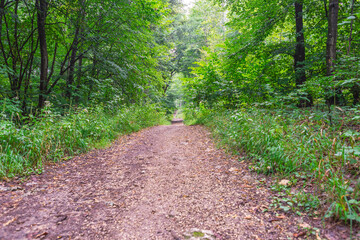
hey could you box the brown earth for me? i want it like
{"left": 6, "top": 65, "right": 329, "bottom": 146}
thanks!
{"left": 0, "top": 123, "right": 356, "bottom": 239}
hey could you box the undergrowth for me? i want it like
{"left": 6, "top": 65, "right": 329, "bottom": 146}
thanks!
{"left": 0, "top": 104, "right": 167, "bottom": 179}
{"left": 184, "top": 104, "right": 360, "bottom": 225}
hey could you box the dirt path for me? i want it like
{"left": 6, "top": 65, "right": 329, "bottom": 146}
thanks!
{"left": 0, "top": 123, "right": 350, "bottom": 239}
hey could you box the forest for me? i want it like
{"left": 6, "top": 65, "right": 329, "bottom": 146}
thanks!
{"left": 0, "top": 0, "right": 360, "bottom": 230}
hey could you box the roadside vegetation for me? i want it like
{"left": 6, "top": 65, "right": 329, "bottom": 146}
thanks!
{"left": 0, "top": 0, "right": 175, "bottom": 178}
{"left": 184, "top": 105, "right": 360, "bottom": 225}
{"left": 0, "top": 103, "right": 167, "bottom": 178}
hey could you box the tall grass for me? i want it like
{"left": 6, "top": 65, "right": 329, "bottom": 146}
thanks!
{"left": 0, "top": 104, "right": 167, "bottom": 178}
{"left": 185, "top": 105, "right": 360, "bottom": 224}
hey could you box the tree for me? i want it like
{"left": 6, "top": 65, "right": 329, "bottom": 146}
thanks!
{"left": 182, "top": 0, "right": 360, "bottom": 108}
{"left": 326, "top": 0, "right": 339, "bottom": 76}
{"left": 36, "top": 0, "right": 49, "bottom": 109}
{"left": 294, "top": 0, "right": 306, "bottom": 87}
{"left": 0, "top": 0, "right": 172, "bottom": 114}
{"left": 294, "top": 0, "right": 312, "bottom": 106}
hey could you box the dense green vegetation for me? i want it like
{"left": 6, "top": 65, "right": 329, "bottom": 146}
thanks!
{"left": 182, "top": 0, "right": 360, "bottom": 108}
{"left": 184, "top": 106, "right": 360, "bottom": 223}
{"left": 0, "top": 0, "right": 174, "bottom": 110}
{"left": 1, "top": 104, "right": 167, "bottom": 178}
{"left": 0, "top": 0, "right": 174, "bottom": 177}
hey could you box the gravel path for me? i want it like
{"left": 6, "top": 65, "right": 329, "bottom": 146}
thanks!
{"left": 0, "top": 123, "right": 351, "bottom": 239}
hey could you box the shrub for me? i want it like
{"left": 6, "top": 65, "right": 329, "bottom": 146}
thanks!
{"left": 186, "top": 105, "right": 360, "bottom": 224}
{"left": 0, "top": 104, "right": 167, "bottom": 178}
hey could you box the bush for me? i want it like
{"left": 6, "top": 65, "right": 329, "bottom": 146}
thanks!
{"left": 0, "top": 104, "right": 167, "bottom": 178}
{"left": 186, "top": 105, "right": 360, "bottom": 224}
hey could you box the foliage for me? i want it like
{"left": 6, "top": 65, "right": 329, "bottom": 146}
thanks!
{"left": 160, "top": 73, "right": 184, "bottom": 113}
{"left": 0, "top": 103, "right": 167, "bottom": 178}
{"left": 181, "top": 0, "right": 360, "bottom": 108}
{"left": 159, "top": 0, "right": 227, "bottom": 110}
{"left": 0, "top": 0, "right": 171, "bottom": 113}
{"left": 183, "top": 105, "right": 360, "bottom": 223}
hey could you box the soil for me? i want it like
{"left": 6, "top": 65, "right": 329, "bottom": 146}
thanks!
{"left": 0, "top": 122, "right": 357, "bottom": 239}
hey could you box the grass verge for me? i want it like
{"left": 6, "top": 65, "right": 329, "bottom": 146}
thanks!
{"left": 184, "top": 105, "right": 360, "bottom": 225}
{"left": 0, "top": 104, "right": 168, "bottom": 179}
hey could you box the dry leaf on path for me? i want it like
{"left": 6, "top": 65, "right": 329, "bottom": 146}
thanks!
{"left": 293, "top": 231, "right": 306, "bottom": 238}
{"left": 279, "top": 179, "right": 290, "bottom": 186}
{"left": 3, "top": 217, "right": 16, "bottom": 227}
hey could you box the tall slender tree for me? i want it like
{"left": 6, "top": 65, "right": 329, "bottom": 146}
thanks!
{"left": 326, "top": 0, "right": 339, "bottom": 76}
{"left": 36, "top": 0, "right": 49, "bottom": 109}
{"left": 294, "top": 0, "right": 312, "bottom": 106}
{"left": 294, "top": 0, "right": 306, "bottom": 87}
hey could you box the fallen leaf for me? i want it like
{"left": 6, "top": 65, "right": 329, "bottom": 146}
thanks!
{"left": 56, "top": 215, "right": 67, "bottom": 224}
{"left": 279, "top": 179, "right": 290, "bottom": 186}
{"left": 3, "top": 217, "right": 16, "bottom": 226}
{"left": 315, "top": 229, "right": 321, "bottom": 240}
{"left": 269, "top": 215, "right": 286, "bottom": 222}
{"left": 316, "top": 232, "right": 321, "bottom": 240}
{"left": 269, "top": 218, "right": 280, "bottom": 222}
{"left": 299, "top": 223, "right": 311, "bottom": 229}
{"left": 35, "top": 232, "right": 48, "bottom": 239}
{"left": 293, "top": 231, "right": 306, "bottom": 238}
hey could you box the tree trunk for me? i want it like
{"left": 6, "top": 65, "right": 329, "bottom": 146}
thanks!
{"left": 294, "top": 1, "right": 305, "bottom": 86}
{"left": 347, "top": 0, "right": 354, "bottom": 55}
{"left": 294, "top": 0, "right": 312, "bottom": 107}
{"left": 66, "top": 27, "right": 80, "bottom": 100}
{"left": 326, "top": 0, "right": 339, "bottom": 76}
{"left": 74, "top": 54, "right": 83, "bottom": 104}
{"left": 11, "top": 0, "right": 19, "bottom": 97}
{"left": 66, "top": 0, "right": 85, "bottom": 103}
{"left": 325, "top": 0, "right": 344, "bottom": 105}
{"left": 346, "top": 0, "right": 359, "bottom": 105}
{"left": 36, "top": 0, "right": 49, "bottom": 109}
{"left": 88, "top": 55, "right": 97, "bottom": 101}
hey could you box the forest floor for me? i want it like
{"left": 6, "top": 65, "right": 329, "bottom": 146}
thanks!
{"left": 0, "top": 121, "right": 355, "bottom": 240}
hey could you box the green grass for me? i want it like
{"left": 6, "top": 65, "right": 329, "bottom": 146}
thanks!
{"left": 184, "top": 105, "right": 360, "bottom": 224}
{"left": 0, "top": 104, "right": 168, "bottom": 178}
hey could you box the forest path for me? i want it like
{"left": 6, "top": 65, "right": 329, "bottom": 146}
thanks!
{"left": 0, "top": 123, "right": 332, "bottom": 239}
